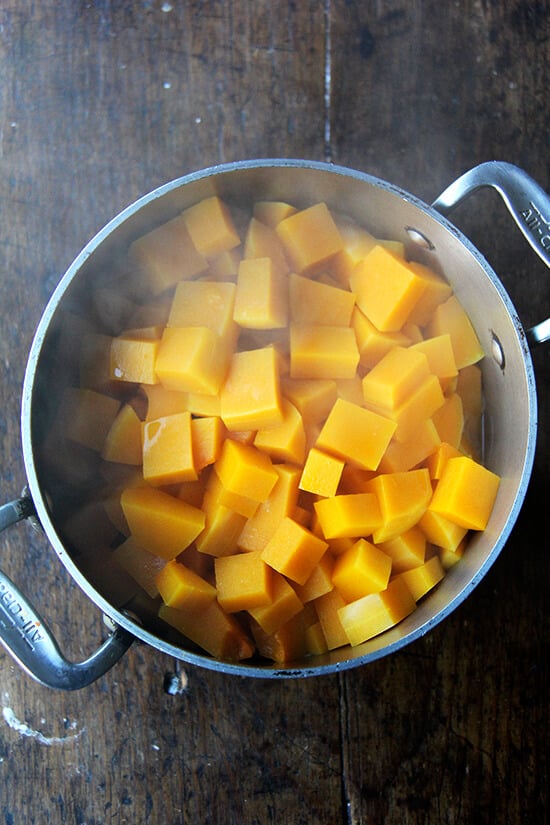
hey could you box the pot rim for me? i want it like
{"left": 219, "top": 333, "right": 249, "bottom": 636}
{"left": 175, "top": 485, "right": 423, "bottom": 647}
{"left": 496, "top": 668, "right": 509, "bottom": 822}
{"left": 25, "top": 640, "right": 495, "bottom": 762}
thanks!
{"left": 19, "top": 158, "right": 538, "bottom": 678}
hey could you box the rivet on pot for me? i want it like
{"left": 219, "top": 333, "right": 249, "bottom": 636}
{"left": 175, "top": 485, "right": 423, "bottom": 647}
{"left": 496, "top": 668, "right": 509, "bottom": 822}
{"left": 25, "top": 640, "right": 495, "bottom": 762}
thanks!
{"left": 405, "top": 226, "right": 435, "bottom": 250}
{"left": 491, "top": 331, "right": 506, "bottom": 370}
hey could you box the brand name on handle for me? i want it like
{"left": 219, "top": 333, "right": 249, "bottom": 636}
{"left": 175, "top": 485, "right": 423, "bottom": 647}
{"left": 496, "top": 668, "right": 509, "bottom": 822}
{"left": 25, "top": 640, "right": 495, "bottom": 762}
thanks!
{"left": 521, "top": 201, "right": 550, "bottom": 249}
{"left": 0, "top": 580, "right": 45, "bottom": 647}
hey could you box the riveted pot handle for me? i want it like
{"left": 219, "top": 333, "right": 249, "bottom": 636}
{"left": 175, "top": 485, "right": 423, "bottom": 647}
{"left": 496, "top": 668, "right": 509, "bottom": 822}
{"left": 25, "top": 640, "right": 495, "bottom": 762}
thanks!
{"left": 432, "top": 161, "right": 549, "bottom": 346}
{"left": 0, "top": 493, "right": 134, "bottom": 690}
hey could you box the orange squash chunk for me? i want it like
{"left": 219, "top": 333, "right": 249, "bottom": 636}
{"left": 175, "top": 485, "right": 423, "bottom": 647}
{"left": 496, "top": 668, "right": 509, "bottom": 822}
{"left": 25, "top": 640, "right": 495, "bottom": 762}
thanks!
{"left": 243, "top": 216, "right": 290, "bottom": 276}
{"left": 314, "top": 589, "right": 349, "bottom": 650}
{"left": 248, "top": 572, "right": 303, "bottom": 635}
{"left": 379, "top": 527, "right": 427, "bottom": 574}
{"left": 156, "top": 559, "right": 217, "bottom": 611}
{"left": 316, "top": 398, "right": 396, "bottom": 471}
{"left": 215, "top": 551, "right": 273, "bottom": 612}
{"left": 299, "top": 447, "right": 344, "bottom": 498}
{"left": 191, "top": 415, "right": 224, "bottom": 471}
{"left": 314, "top": 492, "right": 382, "bottom": 540}
{"left": 142, "top": 411, "right": 197, "bottom": 486}
{"left": 293, "top": 553, "right": 335, "bottom": 603}
{"left": 167, "top": 280, "right": 238, "bottom": 343}
{"left": 196, "top": 489, "right": 248, "bottom": 557}
{"left": 418, "top": 509, "right": 468, "bottom": 552}
{"left": 429, "top": 455, "right": 500, "bottom": 530}
{"left": 253, "top": 200, "right": 297, "bottom": 228}
{"left": 332, "top": 539, "right": 392, "bottom": 601}
{"left": 158, "top": 602, "right": 254, "bottom": 662}
{"left": 337, "top": 577, "right": 416, "bottom": 646}
{"left": 282, "top": 378, "right": 338, "bottom": 423}
{"left": 120, "top": 486, "right": 205, "bottom": 559}
{"left": 427, "top": 295, "right": 484, "bottom": 369}
{"left": 250, "top": 604, "right": 318, "bottom": 663}
{"left": 234, "top": 257, "right": 288, "bottom": 329}
{"left": 431, "top": 393, "right": 464, "bottom": 448}
{"left": 405, "top": 262, "right": 453, "bottom": 326}
{"left": 181, "top": 196, "right": 240, "bottom": 259}
{"left": 155, "top": 326, "right": 228, "bottom": 395}
{"left": 352, "top": 307, "right": 411, "bottom": 369}
{"left": 378, "top": 419, "right": 441, "bottom": 474}
{"left": 102, "top": 404, "right": 143, "bottom": 465}
{"left": 214, "top": 438, "right": 279, "bottom": 504}
{"left": 254, "top": 399, "right": 306, "bottom": 465}
{"left": 261, "top": 516, "right": 329, "bottom": 585}
{"left": 393, "top": 555, "right": 445, "bottom": 602}
{"left": 368, "top": 468, "right": 433, "bottom": 543}
{"left": 361, "top": 346, "right": 430, "bottom": 412}
{"left": 289, "top": 273, "right": 355, "bottom": 327}
{"left": 276, "top": 202, "right": 344, "bottom": 274}
{"left": 237, "top": 464, "right": 301, "bottom": 552}
{"left": 143, "top": 384, "right": 188, "bottom": 420}
{"left": 112, "top": 536, "right": 167, "bottom": 598}
{"left": 410, "top": 334, "right": 458, "bottom": 383}
{"left": 289, "top": 324, "right": 359, "bottom": 380}
{"left": 59, "top": 388, "right": 121, "bottom": 452}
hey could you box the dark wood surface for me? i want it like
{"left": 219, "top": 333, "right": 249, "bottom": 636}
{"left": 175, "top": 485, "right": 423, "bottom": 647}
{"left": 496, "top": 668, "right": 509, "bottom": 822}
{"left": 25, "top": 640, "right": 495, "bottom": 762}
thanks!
{"left": 0, "top": 3, "right": 548, "bottom": 823}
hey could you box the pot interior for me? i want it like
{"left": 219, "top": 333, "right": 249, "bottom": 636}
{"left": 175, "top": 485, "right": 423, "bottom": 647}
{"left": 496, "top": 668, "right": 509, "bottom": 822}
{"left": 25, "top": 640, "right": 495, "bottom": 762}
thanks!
{"left": 22, "top": 161, "right": 537, "bottom": 676}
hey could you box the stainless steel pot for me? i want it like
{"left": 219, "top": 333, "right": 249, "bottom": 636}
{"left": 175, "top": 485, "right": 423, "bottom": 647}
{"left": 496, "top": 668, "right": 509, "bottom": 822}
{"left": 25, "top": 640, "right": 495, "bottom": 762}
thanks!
{"left": 1, "top": 160, "right": 548, "bottom": 689}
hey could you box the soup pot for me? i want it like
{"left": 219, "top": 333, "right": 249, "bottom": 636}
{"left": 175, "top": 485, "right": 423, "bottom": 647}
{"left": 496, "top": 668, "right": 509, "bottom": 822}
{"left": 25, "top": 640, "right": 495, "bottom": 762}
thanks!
{"left": 1, "top": 159, "right": 548, "bottom": 689}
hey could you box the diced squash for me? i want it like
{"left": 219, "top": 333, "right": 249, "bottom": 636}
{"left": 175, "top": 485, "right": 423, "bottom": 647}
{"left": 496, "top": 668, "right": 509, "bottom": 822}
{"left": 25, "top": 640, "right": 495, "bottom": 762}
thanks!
{"left": 368, "top": 468, "right": 433, "bottom": 543}
{"left": 276, "top": 202, "right": 344, "bottom": 274}
{"left": 314, "top": 492, "right": 382, "bottom": 540}
{"left": 214, "top": 438, "right": 279, "bottom": 504}
{"left": 261, "top": 516, "right": 329, "bottom": 585}
{"left": 293, "top": 553, "right": 335, "bottom": 603}
{"left": 393, "top": 555, "right": 445, "bottom": 601}
{"left": 331, "top": 220, "right": 379, "bottom": 284}
{"left": 386, "top": 375, "right": 446, "bottom": 444}
{"left": 234, "top": 257, "right": 288, "bottom": 329}
{"left": 304, "top": 620, "right": 329, "bottom": 655}
{"left": 299, "top": 447, "right": 345, "bottom": 498}
{"left": 316, "top": 398, "right": 396, "bottom": 471}
{"left": 418, "top": 509, "right": 468, "bottom": 552}
{"left": 410, "top": 334, "right": 458, "bottom": 383}
{"left": 167, "top": 280, "right": 238, "bottom": 342}
{"left": 155, "top": 326, "right": 229, "bottom": 395}
{"left": 102, "top": 404, "right": 143, "bottom": 465}
{"left": 128, "top": 214, "right": 208, "bottom": 294}
{"left": 254, "top": 399, "right": 306, "bottom": 465}
{"left": 196, "top": 489, "right": 248, "bottom": 557}
{"left": 215, "top": 551, "right": 273, "bottom": 612}
{"left": 156, "top": 559, "right": 217, "bottom": 610}
{"left": 338, "top": 577, "right": 417, "bottom": 646}
{"left": 377, "top": 419, "right": 441, "bottom": 474}
{"left": 110, "top": 335, "right": 160, "bottom": 385}
{"left": 205, "top": 469, "right": 261, "bottom": 519}
{"left": 159, "top": 602, "right": 254, "bottom": 661}
{"left": 335, "top": 375, "right": 365, "bottom": 406}
{"left": 289, "top": 324, "right": 359, "bottom": 380}
{"left": 220, "top": 346, "right": 283, "bottom": 431}
{"left": 289, "top": 273, "right": 355, "bottom": 326}
{"left": 379, "top": 527, "right": 426, "bottom": 573}
{"left": 248, "top": 572, "right": 303, "bottom": 635}
{"left": 314, "top": 589, "right": 349, "bottom": 650}
{"left": 431, "top": 393, "right": 464, "bottom": 448}
{"left": 282, "top": 378, "right": 338, "bottom": 422}
{"left": 185, "top": 391, "right": 222, "bottom": 417}
{"left": 428, "top": 455, "right": 500, "bottom": 530}
{"left": 332, "top": 539, "right": 392, "bottom": 601}
{"left": 58, "top": 388, "right": 121, "bottom": 452}
{"left": 352, "top": 307, "right": 411, "bottom": 369}
{"left": 112, "top": 536, "right": 167, "bottom": 598}
{"left": 181, "top": 196, "right": 240, "bottom": 259}
{"left": 253, "top": 200, "right": 297, "bottom": 228}
{"left": 425, "top": 441, "right": 463, "bottom": 481}
{"left": 191, "top": 415, "right": 224, "bottom": 471}
{"left": 207, "top": 247, "right": 242, "bottom": 281}
{"left": 361, "top": 346, "right": 430, "bottom": 412}
{"left": 251, "top": 606, "right": 317, "bottom": 663}
{"left": 142, "top": 411, "right": 197, "bottom": 486}
{"left": 120, "top": 486, "right": 205, "bottom": 559}
{"left": 243, "top": 217, "right": 290, "bottom": 276}
{"left": 405, "top": 262, "right": 453, "bottom": 326}
{"left": 143, "top": 384, "right": 188, "bottom": 420}
{"left": 427, "top": 295, "right": 484, "bottom": 368}
{"left": 237, "top": 464, "right": 301, "bottom": 552}
{"left": 350, "top": 245, "right": 427, "bottom": 332}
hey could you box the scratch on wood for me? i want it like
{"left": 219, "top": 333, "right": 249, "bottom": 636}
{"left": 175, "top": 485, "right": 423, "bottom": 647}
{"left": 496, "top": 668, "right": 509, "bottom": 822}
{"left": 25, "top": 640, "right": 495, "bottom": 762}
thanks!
{"left": 2, "top": 705, "right": 85, "bottom": 746}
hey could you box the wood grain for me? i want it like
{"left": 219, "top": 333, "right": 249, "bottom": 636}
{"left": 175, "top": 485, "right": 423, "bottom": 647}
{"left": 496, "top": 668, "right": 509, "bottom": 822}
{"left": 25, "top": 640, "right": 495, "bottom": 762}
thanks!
{"left": 0, "top": 2, "right": 548, "bottom": 823}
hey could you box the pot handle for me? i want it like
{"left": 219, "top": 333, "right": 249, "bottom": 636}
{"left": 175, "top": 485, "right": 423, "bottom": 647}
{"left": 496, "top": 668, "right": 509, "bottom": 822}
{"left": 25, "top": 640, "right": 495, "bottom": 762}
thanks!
{"left": 432, "top": 161, "right": 549, "bottom": 346}
{"left": 0, "top": 493, "right": 134, "bottom": 690}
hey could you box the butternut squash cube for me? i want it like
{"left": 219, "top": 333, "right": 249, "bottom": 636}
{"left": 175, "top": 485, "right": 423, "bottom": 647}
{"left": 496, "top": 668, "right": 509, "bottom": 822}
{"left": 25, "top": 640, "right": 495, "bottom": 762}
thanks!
{"left": 314, "top": 492, "right": 382, "bottom": 540}
{"left": 181, "top": 196, "right": 240, "bottom": 259}
{"left": 331, "top": 220, "right": 379, "bottom": 284}
{"left": 361, "top": 346, "right": 430, "bottom": 412}
{"left": 405, "top": 262, "right": 453, "bottom": 326}
{"left": 102, "top": 404, "right": 143, "bottom": 465}
{"left": 276, "top": 202, "right": 344, "bottom": 274}
{"left": 196, "top": 489, "right": 248, "bottom": 557}
{"left": 234, "top": 257, "right": 288, "bottom": 329}
{"left": 299, "top": 447, "right": 344, "bottom": 498}
{"left": 332, "top": 539, "right": 392, "bottom": 601}
{"left": 248, "top": 572, "right": 303, "bottom": 635}
{"left": 394, "top": 555, "right": 445, "bottom": 601}
{"left": 304, "top": 620, "right": 329, "bottom": 656}
{"left": 379, "top": 526, "right": 427, "bottom": 573}
{"left": 59, "top": 388, "right": 121, "bottom": 452}
{"left": 387, "top": 375, "right": 446, "bottom": 443}
{"left": 316, "top": 398, "right": 396, "bottom": 471}
{"left": 253, "top": 200, "right": 297, "bottom": 228}
{"left": 159, "top": 602, "right": 254, "bottom": 662}
{"left": 418, "top": 509, "right": 468, "bottom": 552}
{"left": 350, "top": 245, "right": 427, "bottom": 332}
{"left": 289, "top": 324, "right": 359, "bottom": 380}
{"left": 220, "top": 346, "right": 283, "bottom": 431}
{"left": 282, "top": 378, "right": 338, "bottom": 423}
{"left": 167, "top": 280, "right": 238, "bottom": 342}
{"left": 112, "top": 536, "right": 167, "bottom": 598}
{"left": 185, "top": 391, "right": 222, "bottom": 417}
{"left": 120, "top": 486, "right": 205, "bottom": 559}
{"left": 352, "top": 307, "right": 411, "bottom": 369}
{"left": 244, "top": 217, "right": 290, "bottom": 276}
{"left": 251, "top": 606, "right": 317, "bottom": 663}
{"left": 377, "top": 419, "right": 441, "bottom": 474}
{"left": 191, "top": 415, "right": 224, "bottom": 471}
{"left": 431, "top": 393, "right": 464, "bottom": 448}
{"left": 293, "top": 553, "right": 335, "bottom": 603}
{"left": 261, "top": 516, "right": 329, "bottom": 585}
{"left": 215, "top": 551, "right": 273, "bottom": 612}
{"left": 410, "top": 334, "right": 458, "bottom": 383}
{"left": 155, "top": 326, "right": 228, "bottom": 395}
{"left": 427, "top": 295, "right": 484, "bottom": 368}
{"left": 237, "top": 464, "right": 301, "bottom": 552}
{"left": 128, "top": 214, "right": 208, "bottom": 294}
{"left": 214, "top": 438, "right": 279, "bottom": 504}
{"left": 254, "top": 399, "right": 306, "bottom": 465}
{"left": 205, "top": 469, "right": 261, "bottom": 519}
{"left": 289, "top": 273, "right": 355, "bottom": 326}
{"left": 143, "top": 384, "right": 188, "bottom": 420}
{"left": 337, "top": 577, "right": 416, "bottom": 646}
{"left": 207, "top": 247, "right": 242, "bottom": 281}
{"left": 110, "top": 336, "right": 160, "bottom": 385}
{"left": 428, "top": 455, "right": 500, "bottom": 530}
{"left": 142, "top": 411, "right": 197, "bottom": 486}
{"left": 156, "top": 559, "right": 217, "bottom": 611}
{"left": 314, "top": 589, "right": 349, "bottom": 650}
{"left": 368, "top": 468, "right": 433, "bottom": 543}
{"left": 425, "top": 441, "right": 463, "bottom": 481}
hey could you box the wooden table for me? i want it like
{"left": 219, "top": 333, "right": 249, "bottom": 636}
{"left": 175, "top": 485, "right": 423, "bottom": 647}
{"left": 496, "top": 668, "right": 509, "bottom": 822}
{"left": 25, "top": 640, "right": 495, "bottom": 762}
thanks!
{"left": 0, "top": 3, "right": 548, "bottom": 822}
